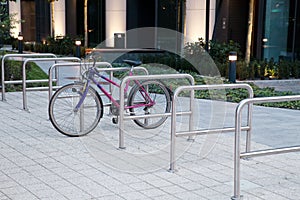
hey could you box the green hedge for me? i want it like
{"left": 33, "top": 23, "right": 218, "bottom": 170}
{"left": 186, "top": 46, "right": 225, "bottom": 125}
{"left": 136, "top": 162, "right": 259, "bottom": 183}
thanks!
{"left": 12, "top": 36, "right": 86, "bottom": 57}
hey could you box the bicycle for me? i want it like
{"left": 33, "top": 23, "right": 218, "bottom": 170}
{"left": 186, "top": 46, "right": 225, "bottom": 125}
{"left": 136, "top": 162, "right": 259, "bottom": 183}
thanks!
{"left": 48, "top": 58, "right": 172, "bottom": 137}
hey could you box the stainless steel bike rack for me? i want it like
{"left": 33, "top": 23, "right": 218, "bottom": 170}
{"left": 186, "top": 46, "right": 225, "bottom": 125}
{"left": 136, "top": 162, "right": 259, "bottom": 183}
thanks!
{"left": 119, "top": 74, "right": 195, "bottom": 149}
{"left": 169, "top": 84, "right": 254, "bottom": 172}
{"left": 95, "top": 66, "right": 149, "bottom": 108}
{"left": 232, "top": 95, "right": 300, "bottom": 200}
{"left": 1, "top": 53, "right": 57, "bottom": 101}
{"left": 48, "top": 62, "right": 81, "bottom": 101}
{"left": 48, "top": 62, "right": 116, "bottom": 102}
{"left": 22, "top": 57, "right": 80, "bottom": 111}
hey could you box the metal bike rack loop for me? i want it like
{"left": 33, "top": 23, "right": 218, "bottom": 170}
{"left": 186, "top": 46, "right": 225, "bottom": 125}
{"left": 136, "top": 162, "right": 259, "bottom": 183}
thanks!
{"left": 48, "top": 62, "right": 116, "bottom": 101}
{"left": 73, "top": 65, "right": 149, "bottom": 134}
{"left": 95, "top": 66, "right": 149, "bottom": 108}
{"left": 170, "top": 84, "right": 254, "bottom": 172}
{"left": 119, "top": 73, "right": 195, "bottom": 149}
{"left": 48, "top": 62, "right": 81, "bottom": 101}
{"left": 22, "top": 57, "right": 80, "bottom": 111}
{"left": 1, "top": 53, "right": 57, "bottom": 101}
{"left": 232, "top": 95, "right": 300, "bottom": 200}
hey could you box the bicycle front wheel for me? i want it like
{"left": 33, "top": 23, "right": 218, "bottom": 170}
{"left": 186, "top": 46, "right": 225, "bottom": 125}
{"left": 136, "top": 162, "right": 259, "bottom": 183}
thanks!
{"left": 49, "top": 83, "right": 103, "bottom": 137}
{"left": 127, "top": 80, "right": 171, "bottom": 129}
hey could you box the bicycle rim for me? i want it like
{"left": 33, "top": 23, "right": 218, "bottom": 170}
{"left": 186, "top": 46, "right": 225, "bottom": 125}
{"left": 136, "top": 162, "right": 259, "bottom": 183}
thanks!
{"left": 49, "top": 83, "right": 103, "bottom": 136}
{"left": 128, "top": 80, "right": 171, "bottom": 129}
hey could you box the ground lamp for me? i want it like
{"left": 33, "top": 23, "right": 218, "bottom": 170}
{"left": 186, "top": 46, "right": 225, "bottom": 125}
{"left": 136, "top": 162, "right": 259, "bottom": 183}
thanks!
{"left": 228, "top": 51, "right": 237, "bottom": 83}
{"left": 18, "top": 32, "right": 23, "bottom": 54}
{"left": 75, "top": 40, "right": 81, "bottom": 58}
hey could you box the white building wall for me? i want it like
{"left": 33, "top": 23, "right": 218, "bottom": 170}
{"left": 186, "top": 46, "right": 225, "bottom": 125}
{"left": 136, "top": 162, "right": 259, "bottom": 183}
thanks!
{"left": 54, "top": 0, "right": 66, "bottom": 37}
{"left": 185, "top": 0, "right": 215, "bottom": 43}
{"left": 105, "top": 0, "right": 126, "bottom": 47}
{"left": 8, "top": 1, "right": 21, "bottom": 38}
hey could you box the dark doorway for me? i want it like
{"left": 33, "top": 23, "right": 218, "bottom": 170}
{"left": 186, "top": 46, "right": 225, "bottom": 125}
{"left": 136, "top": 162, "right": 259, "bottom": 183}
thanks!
{"left": 88, "top": 0, "right": 105, "bottom": 47}
{"left": 66, "top": 0, "right": 77, "bottom": 38}
{"left": 126, "top": 0, "right": 156, "bottom": 48}
{"left": 75, "top": 0, "right": 105, "bottom": 47}
{"left": 35, "top": 0, "right": 50, "bottom": 42}
{"left": 21, "top": 0, "right": 36, "bottom": 41}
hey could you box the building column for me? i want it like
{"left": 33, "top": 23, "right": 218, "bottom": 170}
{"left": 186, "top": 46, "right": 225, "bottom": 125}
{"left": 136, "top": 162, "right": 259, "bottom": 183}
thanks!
{"left": 105, "top": 0, "right": 126, "bottom": 47}
{"left": 9, "top": 1, "right": 21, "bottom": 38}
{"left": 185, "top": 0, "right": 215, "bottom": 43}
{"left": 54, "top": 0, "right": 66, "bottom": 37}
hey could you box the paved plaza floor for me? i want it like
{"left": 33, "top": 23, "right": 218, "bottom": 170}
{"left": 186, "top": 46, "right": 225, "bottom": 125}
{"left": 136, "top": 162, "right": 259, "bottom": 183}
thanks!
{"left": 0, "top": 91, "right": 300, "bottom": 200}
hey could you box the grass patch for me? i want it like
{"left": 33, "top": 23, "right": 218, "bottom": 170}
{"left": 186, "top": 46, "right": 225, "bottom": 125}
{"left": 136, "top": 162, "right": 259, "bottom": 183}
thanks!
{"left": 2, "top": 58, "right": 298, "bottom": 110}
{"left": 1, "top": 59, "right": 49, "bottom": 92}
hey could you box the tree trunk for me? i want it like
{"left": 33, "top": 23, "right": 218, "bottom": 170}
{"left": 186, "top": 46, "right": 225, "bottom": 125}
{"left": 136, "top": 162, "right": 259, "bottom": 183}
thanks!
{"left": 245, "top": 0, "right": 254, "bottom": 64}
{"left": 51, "top": 1, "right": 55, "bottom": 37}
{"left": 84, "top": 0, "right": 88, "bottom": 47}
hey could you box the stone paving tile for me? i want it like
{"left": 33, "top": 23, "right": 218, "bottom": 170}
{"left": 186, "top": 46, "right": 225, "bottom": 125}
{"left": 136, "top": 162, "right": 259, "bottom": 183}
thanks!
{"left": 141, "top": 188, "right": 169, "bottom": 197}
{"left": 174, "top": 191, "right": 208, "bottom": 200}
{"left": 1, "top": 91, "right": 300, "bottom": 199}
{"left": 120, "top": 191, "right": 149, "bottom": 200}
{"left": 5, "top": 192, "right": 39, "bottom": 200}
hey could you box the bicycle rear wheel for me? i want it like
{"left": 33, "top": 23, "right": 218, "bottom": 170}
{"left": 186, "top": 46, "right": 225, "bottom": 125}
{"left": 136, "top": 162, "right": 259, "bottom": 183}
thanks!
{"left": 127, "top": 80, "right": 171, "bottom": 129}
{"left": 49, "top": 83, "right": 103, "bottom": 137}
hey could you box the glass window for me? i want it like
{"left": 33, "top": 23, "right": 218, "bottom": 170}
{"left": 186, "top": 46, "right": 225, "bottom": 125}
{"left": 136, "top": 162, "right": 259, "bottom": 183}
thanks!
{"left": 263, "top": 0, "right": 299, "bottom": 61}
{"left": 263, "top": 0, "right": 290, "bottom": 61}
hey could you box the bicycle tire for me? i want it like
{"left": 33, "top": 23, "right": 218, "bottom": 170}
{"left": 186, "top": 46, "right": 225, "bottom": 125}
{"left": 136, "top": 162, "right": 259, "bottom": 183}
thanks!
{"left": 49, "top": 83, "right": 103, "bottom": 137}
{"left": 127, "top": 80, "right": 171, "bottom": 129}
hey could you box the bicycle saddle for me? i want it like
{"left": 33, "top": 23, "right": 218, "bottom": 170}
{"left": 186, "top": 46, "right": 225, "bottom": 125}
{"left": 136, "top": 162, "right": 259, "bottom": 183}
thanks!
{"left": 123, "top": 59, "right": 142, "bottom": 67}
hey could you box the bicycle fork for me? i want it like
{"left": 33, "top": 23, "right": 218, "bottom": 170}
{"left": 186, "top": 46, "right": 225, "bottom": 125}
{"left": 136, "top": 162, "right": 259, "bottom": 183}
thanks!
{"left": 73, "top": 81, "right": 90, "bottom": 112}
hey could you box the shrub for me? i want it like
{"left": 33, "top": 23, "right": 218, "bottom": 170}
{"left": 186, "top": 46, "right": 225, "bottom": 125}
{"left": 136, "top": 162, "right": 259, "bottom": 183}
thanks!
{"left": 291, "top": 60, "right": 300, "bottom": 78}
{"left": 278, "top": 59, "right": 291, "bottom": 79}
{"left": 236, "top": 60, "right": 248, "bottom": 80}
{"left": 20, "top": 35, "right": 86, "bottom": 57}
{"left": 209, "top": 39, "right": 243, "bottom": 64}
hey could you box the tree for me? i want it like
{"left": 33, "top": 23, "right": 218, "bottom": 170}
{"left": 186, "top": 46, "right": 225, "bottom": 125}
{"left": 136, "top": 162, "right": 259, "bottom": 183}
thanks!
{"left": 0, "top": 0, "right": 19, "bottom": 45}
{"left": 245, "top": 0, "right": 255, "bottom": 65}
{"left": 48, "top": 0, "right": 58, "bottom": 37}
{"left": 84, "top": 0, "right": 88, "bottom": 47}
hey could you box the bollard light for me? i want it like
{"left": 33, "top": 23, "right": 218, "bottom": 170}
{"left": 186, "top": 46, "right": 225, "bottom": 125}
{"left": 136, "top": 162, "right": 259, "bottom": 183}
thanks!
{"left": 18, "top": 32, "right": 23, "bottom": 54}
{"left": 228, "top": 51, "right": 237, "bottom": 83}
{"left": 75, "top": 40, "right": 81, "bottom": 58}
{"left": 75, "top": 40, "right": 81, "bottom": 46}
{"left": 229, "top": 51, "right": 237, "bottom": 61}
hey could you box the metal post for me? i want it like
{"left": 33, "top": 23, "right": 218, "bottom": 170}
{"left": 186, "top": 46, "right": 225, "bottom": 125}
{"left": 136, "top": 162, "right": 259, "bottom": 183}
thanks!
{"left": 205, "top": 0, "right": 210, "bottom": 51}
{"left": 1, "top": 53, "right": 57, "bottom": 101}
{"left": 232, "top": 95, "right": 300, "bottom": 199}
{"left": 245, "top": 102, "right": 253, "bottom": 152}
{"left": 170, "top": 84, "right": 253, "bottom": 172}
{"left": 169, "top": 93, "right": 177, "bottom": 172}
{"left": 18, "top": 32, "right": 23, "bottom": 54}
{"left": 75, "top": 40, "right": 81, "bottom": 58}
{"left": 232, "top": 104, "right": 244, "bottom": 200}
{"left": 119, "top": 74, "right": 194, "bottom": 149}
{"left": 187, "top": 88, "right": 195, "bottom": 141}
{"left": 22, "top": 57, "right": 80, "bottom": 110}
{"left": 48, "top": 63, "right": 81, "bottom": 101}
{"left": 229, "top": 51, "right": 237, "bottom": 83}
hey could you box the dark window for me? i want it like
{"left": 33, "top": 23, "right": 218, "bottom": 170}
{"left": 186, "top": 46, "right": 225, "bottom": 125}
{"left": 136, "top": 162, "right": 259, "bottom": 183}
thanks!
{"left": 21, "top": 0, "right": 36, "bottom": 41}
{"left": 74, "top": 0, "right": 105, "bottom": 47}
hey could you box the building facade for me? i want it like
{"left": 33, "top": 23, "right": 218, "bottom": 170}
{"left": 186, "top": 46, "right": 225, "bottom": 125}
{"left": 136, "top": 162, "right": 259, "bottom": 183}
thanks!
{"left": 213, "top": 0, "right": 300, "bottom": 61}
{"left": 9, "top": 0, "right": 216, "bottom": 48}
{"left": 7, "top": 0, "right": 300, "bottom": 60}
